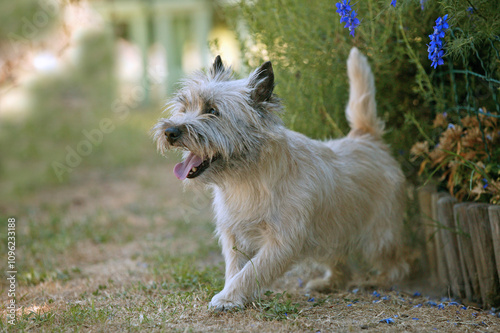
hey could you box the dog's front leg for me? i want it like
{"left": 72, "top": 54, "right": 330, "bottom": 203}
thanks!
{"left": 210, "top": 234, "right": 297, "bottom": 311}
{"left": 219, "top": 230, "right": 244, "bottom": 282}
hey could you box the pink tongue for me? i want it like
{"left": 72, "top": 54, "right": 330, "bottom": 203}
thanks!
{"left": 173, "top": 153, "right": 203, "bottom": 180}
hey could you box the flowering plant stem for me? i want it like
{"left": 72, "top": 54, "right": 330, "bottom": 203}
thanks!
{"left": 398, "top": 15, "right": 440, "bottom": 110}
{"left": 405, "top": 113, "right": 435, "bottom": 146}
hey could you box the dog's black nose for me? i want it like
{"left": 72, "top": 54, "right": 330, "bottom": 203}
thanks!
{"left": 165, "top": 127, "right": 182, "bottom": 144}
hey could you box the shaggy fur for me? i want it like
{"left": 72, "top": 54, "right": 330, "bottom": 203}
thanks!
{"left": 152, "top": 48, "right": 408, "bottom": 311}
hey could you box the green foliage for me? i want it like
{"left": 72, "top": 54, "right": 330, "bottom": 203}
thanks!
{"left": 444, "top": 0, "right": 500, "bottom": 59}
{"left": 229, "top": 0, "right": 500, "bottom": 200}
{"left": 229, "top": 0, "right": 440, "bottom": 170}
{"left": 407, "top": 1, "right": 500, "bottom": 203}
{"left": 254, "top": 291, "right": 299, "bottom": 321}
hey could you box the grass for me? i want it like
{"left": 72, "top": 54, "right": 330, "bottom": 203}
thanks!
{"left": 253, "top": 291, "right": 300, "bottom": 321}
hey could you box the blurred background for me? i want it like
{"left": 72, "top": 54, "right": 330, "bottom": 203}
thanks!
{"left": 0, "top": 0, "right": 247, "bottom": 298}
{"left": 0, "top": 0, "right": 242, "bottom": 203}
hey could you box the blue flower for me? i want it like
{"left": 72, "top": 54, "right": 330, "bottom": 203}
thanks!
{"left": 372, "top": 290, "right": 381, "bottom": 297}
{"left": 428, "top": 14, "right": 449, "bottom": 69}
{"left": 426, "top": 301, "right": 438, "bottom": 307}
{"left": 391, "top": 0, "right": 396, "bottom": 7}
{"left": 420, "top": 0, "right": 427, "bottom": 11}
{"left": 336, "top": 0, "right": 360, "bottom": 37}
{"left": 380, "top": 318, "right": 395, "bottom": 324}
{"left": 336, "top": 0, "right": 351, "bottom": 16}
{"left": 438, "top": 303, "right": 445, "bottom": 309}
{"left": 483, "top": 178, "right": 489, "bottom": 189}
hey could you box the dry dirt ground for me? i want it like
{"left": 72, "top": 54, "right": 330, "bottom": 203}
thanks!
{"left": 1, "top": 160, "right": 500, "bottom": 332}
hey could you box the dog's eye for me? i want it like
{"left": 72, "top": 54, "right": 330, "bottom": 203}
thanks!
{"left": 207, "top": 108, "right": 219, "bottom": 116}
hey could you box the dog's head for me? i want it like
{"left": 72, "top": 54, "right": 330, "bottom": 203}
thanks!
{"left": 152, "top": 56, "right": 283, "bottom": 183}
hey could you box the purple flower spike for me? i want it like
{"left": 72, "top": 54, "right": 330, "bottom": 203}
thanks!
{"left": 336, "top": 0, "right": 351, "bottom": 16}
{"left": 336, "top": 0, "right": 360, "bottom": 37}
{"left": 427, "top": 14, "right": 449, "bottom": 68}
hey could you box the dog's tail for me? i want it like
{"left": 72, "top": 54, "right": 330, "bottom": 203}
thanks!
{"left": 345, "top": 47, "right": 384, "bottom": 138}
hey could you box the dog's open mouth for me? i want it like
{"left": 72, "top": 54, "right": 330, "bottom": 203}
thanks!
{"left": 173, "top": 152, "right": 217, "bottom": 180}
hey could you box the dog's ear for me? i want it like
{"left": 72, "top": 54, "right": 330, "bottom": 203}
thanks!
{"left": 249, "top": 61, "right": 274, "bottom": 103}
{"left": 210, "top": 55, "right": 225, "bottom": 78}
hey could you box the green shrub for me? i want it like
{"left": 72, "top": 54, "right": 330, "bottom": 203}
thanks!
{"left": 228, "top": 0, "right": 500, "bottom": 202}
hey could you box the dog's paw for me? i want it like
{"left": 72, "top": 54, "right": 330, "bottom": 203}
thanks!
{"left": 305, "top": 278, "right": 334, "bottom": 293}
{"left": 306, "top": 277, "right": 347, "bottom": 293}
{"left": 209, "top": 293, "right": 244, "bottom": 312}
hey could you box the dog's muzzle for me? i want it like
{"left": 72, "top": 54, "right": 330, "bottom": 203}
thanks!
{"left": 165, "top": 126, "right": 182, "bottom": 145}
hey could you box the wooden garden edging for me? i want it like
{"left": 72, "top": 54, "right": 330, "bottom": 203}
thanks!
{"left": 418, "top": 187, "right": 500, "bottom": 307}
